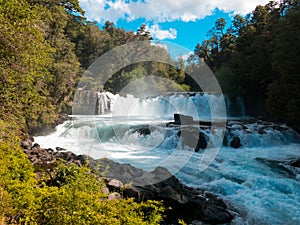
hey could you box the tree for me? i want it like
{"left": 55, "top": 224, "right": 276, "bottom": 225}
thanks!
{"left": 0, "top": 0, "right": 56, "bottom": 131}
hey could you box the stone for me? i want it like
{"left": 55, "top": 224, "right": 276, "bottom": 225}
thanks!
{"left": 96, "top": 158, "right": 234, "bottom": 224}
{"left": 108, "top": 192, "right": 122, "bottom": 200}
{"left": 178, "top": 128, "right": 207, "bottom": 152}
{"left": 291, "top": 159, "right": 300, "bottom": 168}
{"left": 108, "top": 179, "right": 124, "bottom": 189}
{"left": 135, "top": 125, "right": 151, "bottom": 136}
{"left": 201, "top": 198, "right": 233, "bottom": 224}
{"left": 31, "top": 143, "right": 40, "bottom": 149}
{"left": 174, "top": 113, "right": 194, "bottom": 125}
{"left": 56, "top": 147, "right": 66, "bottom": 151}
{"left": 21, "top": 139, "right": 32, "bottom": 149}
{"left": 230, "top": 137, "right": 242, "bottom": 148}
{"left": 22, "top": 145, "right": 234, "bottom": 224}
{"left": 102, "top": 186, "right": 110, "bottom": 195}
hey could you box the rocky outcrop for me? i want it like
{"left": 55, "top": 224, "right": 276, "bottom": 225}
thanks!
{"left": 167, "top": 113, "right": 213, "bottom": 126}
{"left": 230, "top": 137, "right": 242, "bottom": 148}
{"left": 91, "top": 158, "right": 234, "bottom": 224}
{"left": 177, "top": 128, "right": 207, "bottom": 152}
{"left": 22, "top": 141, "right": 82, "bottom": 171}
{"left": 256, "top": 157, "right": 300, "bottom": 178}
{"left": 21, "top": 143, "right": 235, "bottom": 224}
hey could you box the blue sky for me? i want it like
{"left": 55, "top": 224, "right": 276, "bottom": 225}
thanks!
{"left": 79, "top": 0, "right": 270, "bottom": 56}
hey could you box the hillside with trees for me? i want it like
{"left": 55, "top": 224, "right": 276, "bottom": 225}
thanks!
{"left": 190, "top": 0, "right": 300, "bottom": 131}
{"left": 0, "top": 0, "right": 300, "bottom": 223}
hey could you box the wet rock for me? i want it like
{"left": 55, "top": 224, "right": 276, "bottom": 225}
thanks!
{"left": 256, "top": 158, "right": 296, "bottom": 178}
{"left": 135, "top": 125, "right": 151, "bottom": 136}
{"left": 21, "top": 144, "right": 234, "bottom": 224}
{"left": 291, "top": 159, "right": 300, "bottom": 168}
{"left": 21, "top": 139, "right": 32, "bottom": 149}
{"left": 96, "top": 158, "right": 234, "bottom": 224}
{"left": 60, "top": 151, "right": 76, "bottom": 161}
{"left": 46, "top": 148, "right": 54, "bottom": 152}
{"left": 201, "top": 198, "right": 234, "bottom": 224}
{"left": 174, "top": 113, "right": 194, "bottom": 125}
{"left": 178, "top": 128, "right": 207, "bottom": 152}
{"left": 230, "top": 137, "right": 241, "bottom": 148}
{"left": 31, "top": 143, "right": 40, "bottom": 149}
{"left": 56, "top": 147, "right": 66, "bottom": 152}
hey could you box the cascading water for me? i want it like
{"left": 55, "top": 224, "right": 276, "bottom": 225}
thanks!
{"left": 94, "top": 92, "right": 246, "bottom": 119}
{"left": 35, "top": 91, "right": 300, "bottom": 224}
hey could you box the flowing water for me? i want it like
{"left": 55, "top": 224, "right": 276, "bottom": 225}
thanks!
{"left": 35, "top": 92, "right": 300, "bottom": 224}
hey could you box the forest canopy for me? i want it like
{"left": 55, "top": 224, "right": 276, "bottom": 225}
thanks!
{"left": 0, "top": 0, "right": 300, "bottom": 223}
{"left": 1, "top": 0, "right": 299, "bottom": 133}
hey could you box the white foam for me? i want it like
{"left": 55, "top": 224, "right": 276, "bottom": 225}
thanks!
{"left": 34, "top": 115, "right": 300, "bottom": 224}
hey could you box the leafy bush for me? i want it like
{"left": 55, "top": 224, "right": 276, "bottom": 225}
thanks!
{"left": 0, "top": 121, "right": 164, "bottom": 224}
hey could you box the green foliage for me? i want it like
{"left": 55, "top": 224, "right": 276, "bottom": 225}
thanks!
{"left": 0, "top": 125, "right": 165, "bottom": 224}
{"left": 0, "top": 0, "right": 56, "bottom": 131}
{"left": 0, "top": 120, "right": 38, "bottom": 224}
{"left": 193, "top": 1, "right": 300, "bottom": 129}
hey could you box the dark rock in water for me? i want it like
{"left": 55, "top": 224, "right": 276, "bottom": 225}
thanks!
{"left": 201, "top": 197, "right": 235, "bottom": 224}
{"left": 31, "top": 143, "right": 40, "bottom": 149}
{"left": 256, "top": 158, "right": 296, "bottom": 178}
{"left": 174, "top": 113, "right": 194, "bottom": 125}
{"left": 167, "top": 114, "right": 215, "bottom": 127}
{"left": 95, "top": 158, "right": 234, "bottom": 224}
{"left": 178, "top": 128, "right": 207, "bottom": 152}
{"left": 134, "top": 125, "right": 151, "bottom": 136}
{"left": 230, "top": 137, "right": 241, "bottom": 148}
{"left": 21, "top": 144, "right": 234, "bottom": 224}
{"left": 291, "top": 159, "right": 300, "bottom": 168}
{"left": 56, "top": 146, "right": 66, "bottom": 152}
{"left": 46, "top": 148, "right": 54, "bottom": 152}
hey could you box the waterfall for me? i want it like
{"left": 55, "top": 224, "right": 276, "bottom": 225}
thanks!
{"left": 96, "top": 92, "right": 114, "bottom": 114}
{"left": 95, "top": 92, "right": 246, "bottom": 119}
{"left": 37, "top": 91, "right": 300, "bottom": 225}
{"left": 236, "top": 96, "right": 246, "bottom": 117}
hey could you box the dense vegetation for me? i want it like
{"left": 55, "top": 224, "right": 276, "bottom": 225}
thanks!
{"left": 0, "top": 122, "right": 164, "bottom": 224}
{"left": 0, "top": 0, "right": 299, "bottom": 223}
{"left": 191, "top": 0, "right": 300, "bottom": 131}
{"left": 0, "top": 0, "right": 167, "bottom": 223}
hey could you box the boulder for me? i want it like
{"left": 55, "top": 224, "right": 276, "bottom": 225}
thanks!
{"left": 230, "top": 137, "right": 241, "bottom": 148}
{"left": 174, "top": 113, "right": 194, "bottom": 125}
{"left": 108, "top": 178, "right": 124, "bottom": 189}
{"left": 96, "top": 158, "right": 234, "bottom": 224}
{"left": 21, "top": 144, "right": 234, "bottom": 224}
{"left": 102, "top": 186, "right": 110, "bottom": 195}
{"left": 21, "top": 139, "right": 32, "bottom": 149}
{"left": 31, "top": 143, "right": 40, "bottom": 149}
{"left": 256, "top": 158, "right": 296, "bottom": 178}
{"left": 178, "top": 128, "right": 207, "bottom": 152}
{"left": 56, "top": 147, "right": 66, "bottom": 152}
{"left": 108, "top": 192, "right": 122, "bottom": 200}
{"left": 291, "top": 159, "right": 300, "bottom": 168}
{"left": 135, "top": 125, "right": 151, "bottom": 136}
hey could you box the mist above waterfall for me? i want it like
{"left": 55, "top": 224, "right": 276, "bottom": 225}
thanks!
{"left": 93, "top": 92, "right": 246, "bottom": 119}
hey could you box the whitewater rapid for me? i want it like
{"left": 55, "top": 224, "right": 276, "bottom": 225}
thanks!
{"left": 35, "top": 93, "right": 300, "bottom": 224}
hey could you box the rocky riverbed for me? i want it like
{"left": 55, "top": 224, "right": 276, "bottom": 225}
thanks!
{"left": 21, "top": 140, "right": 236, "bottom": 224}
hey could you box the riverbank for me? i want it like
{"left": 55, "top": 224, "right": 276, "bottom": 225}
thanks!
{"left": 21, "top": 140, "right": 235, "bottom": 224}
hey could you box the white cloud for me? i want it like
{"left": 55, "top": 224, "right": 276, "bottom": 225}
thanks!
{"left": 79, "top": 0, "right": 272, "bottom": 23}
{"left": 177, "top": 51, "right": 194, "bottom": 61}
{"left": 146, "top": 24, "right": 177, "bottom": 40}
{"left": 151, "top": 42, "right": 168, "bottom": 50}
